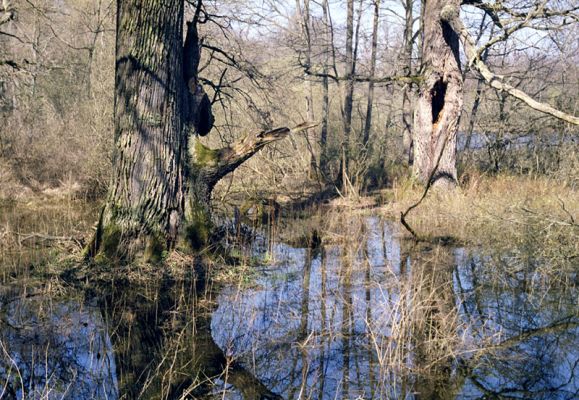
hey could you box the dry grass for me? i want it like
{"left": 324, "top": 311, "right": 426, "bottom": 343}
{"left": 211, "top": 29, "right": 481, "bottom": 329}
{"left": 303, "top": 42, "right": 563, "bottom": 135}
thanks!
{"left": 379, "top": 173, "right": 578, "bottom": 249}
{"left": 0, "top": 197, "right": 99, "bottom": 283}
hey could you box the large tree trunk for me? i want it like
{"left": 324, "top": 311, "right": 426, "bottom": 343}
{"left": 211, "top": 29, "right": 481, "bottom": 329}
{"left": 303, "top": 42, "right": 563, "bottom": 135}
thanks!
{"left": 93, "top": 0, "right": 188, "bottom": 262}
{"left": 88, "top": 0, "right": 311, "bottom": 263}
{"left": 413, "top": 0, "right": 463, "bottom": 188}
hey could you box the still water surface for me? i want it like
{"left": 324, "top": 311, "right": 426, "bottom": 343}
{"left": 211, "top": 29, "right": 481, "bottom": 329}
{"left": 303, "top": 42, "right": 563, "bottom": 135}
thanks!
{"left": 1, "top": 214, "right": 577, "bottom": 399}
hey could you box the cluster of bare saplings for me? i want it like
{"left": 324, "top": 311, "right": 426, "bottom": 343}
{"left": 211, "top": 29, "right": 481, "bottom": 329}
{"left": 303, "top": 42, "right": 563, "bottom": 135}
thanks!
{"left": 0, "top": 0, "right": 577, "bottom": 261}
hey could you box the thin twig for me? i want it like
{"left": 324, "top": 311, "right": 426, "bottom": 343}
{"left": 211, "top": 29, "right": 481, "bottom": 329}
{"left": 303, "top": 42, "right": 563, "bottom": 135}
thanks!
{"left": 400, "top": 128, "right": 453, "bottom": 239}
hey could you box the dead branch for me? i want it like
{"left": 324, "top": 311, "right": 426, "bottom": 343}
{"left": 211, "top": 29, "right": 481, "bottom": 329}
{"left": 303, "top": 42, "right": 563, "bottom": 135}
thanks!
{"left": 195, "top": 122, "right": 319, "bottom": 189}
{"left": 15, "top": 232, "right": 84, "bottom": 248}
{"left": 442, "top": 5, "right": 579, "bottom": 125}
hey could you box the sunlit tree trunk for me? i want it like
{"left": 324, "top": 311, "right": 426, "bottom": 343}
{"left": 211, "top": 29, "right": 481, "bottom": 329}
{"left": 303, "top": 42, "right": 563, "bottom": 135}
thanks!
{"left": 362, "top": 0, "right": 381, "bottom": 146}
{"left": 413, "top": 0, "right": 463, "bottom": 188}
{"left": 340, "top": 0, "right": 355, "bottom": 190}
{"left": 89, "top": 0, "right": 310, "bottom": 262}
{"left": 295, "top": 0, "right": 317, "bottom": 179}
{"left": 401, "top": 0, "right": 415, "bottom": 165}
{"left": 320, "top": 0, "right": 330, "bottom": 179}
{"left": 93, "top": 0, "right": 189, "bottom": 262}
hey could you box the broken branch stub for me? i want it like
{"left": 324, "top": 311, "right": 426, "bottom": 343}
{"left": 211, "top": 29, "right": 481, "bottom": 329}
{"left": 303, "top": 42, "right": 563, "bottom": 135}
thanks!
{"left": 195, "top": 122, "right": 319, "bottom": 188}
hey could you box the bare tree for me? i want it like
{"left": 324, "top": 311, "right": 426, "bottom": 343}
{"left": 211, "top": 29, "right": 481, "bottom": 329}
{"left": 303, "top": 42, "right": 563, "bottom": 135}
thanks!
{"left": 320, "top": 0, "right": 331, "bottom": 178}
{"left": 362, "top": 0, "right": 381, "bottom": 146}
{"left": 401, "top": 0, "right": 415, "bottom": 166}
{"left": 89, "top": 0, "right": 314, "bottom": 262}
{"left": 295, "top": 0, "right": 318, "bottom": 177}
{"left": 412, "top": 0, "right": 463, "bottom": 188}
{"left": 443, "top": 1, "right": 579, "bottom": 125}
{"left": 341, "top": 0, "right": 356, "bottom": 191}
{"left": 411, "top": 0, "right": 578, "bottom": 190}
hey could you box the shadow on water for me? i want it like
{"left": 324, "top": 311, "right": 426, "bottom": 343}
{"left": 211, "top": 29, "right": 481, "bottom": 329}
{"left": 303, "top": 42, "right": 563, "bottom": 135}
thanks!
{"left": 1, "top": 262, "right": 282, "bottom": 399}
{"left": 1, "top": 211, "right": 578, "bottom": 399}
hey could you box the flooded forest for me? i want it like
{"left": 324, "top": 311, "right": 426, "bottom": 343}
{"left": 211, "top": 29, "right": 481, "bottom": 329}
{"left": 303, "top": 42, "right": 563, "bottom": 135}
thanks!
{"left": 0, "top": 0, "right": 578, "bottom": 399}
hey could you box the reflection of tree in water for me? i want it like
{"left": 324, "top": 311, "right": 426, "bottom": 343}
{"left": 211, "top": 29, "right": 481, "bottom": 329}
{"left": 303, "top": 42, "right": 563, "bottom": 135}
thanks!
{"left": 454, "top": 250, "right": 579, "bottom": 399}
{"left": 212, "top": 215, "right": 578, "bottom": 399}
{"left": 0, "top": 269, "right": 282, "bottom": 399}
{"left": 1, "top": 215, "right": 577, "bottom": 399}
{"left": 94, "top": 268, "right": 282, "bottom": 399}
{"left": 213, "top": 215, "right": 391, "bottom": 398}
{"left": 0, "top": 291, "right": 118, "bottom": 399}
{"left": 401, "top": 242, "right": 462, "bottom": 399}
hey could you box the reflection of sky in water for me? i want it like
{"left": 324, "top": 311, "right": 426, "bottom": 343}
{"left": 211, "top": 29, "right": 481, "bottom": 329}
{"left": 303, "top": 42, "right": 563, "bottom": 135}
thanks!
{"left": 213, "top": 217, "right": 579, "bottom": 399}
{"left": 0, "top": 298, "right": 118, "bottom": 400}
{"left": 453, "top": 249, "right": 579, "bottom": 399}
{"left": 0, "top": 215, "right": 576, "bottom": 399}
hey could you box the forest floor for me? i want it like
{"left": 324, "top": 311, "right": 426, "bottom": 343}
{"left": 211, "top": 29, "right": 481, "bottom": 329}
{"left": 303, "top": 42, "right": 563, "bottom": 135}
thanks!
{"left": 378, "top": 174, "right": 577, "bottom": 248}
{"left": 0, "top": 173, "right": 576, "bottom": 276}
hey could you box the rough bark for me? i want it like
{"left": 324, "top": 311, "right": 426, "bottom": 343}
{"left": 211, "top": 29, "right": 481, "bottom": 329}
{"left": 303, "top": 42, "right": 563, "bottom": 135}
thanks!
{"left": 413, "top": 0, "right": 463, "bottom": 188}
{"left": 92, "top": 0, "right": 188, "bottom": 262}
{"left": 89, "top": 0, "right": 309, "bottom": 262}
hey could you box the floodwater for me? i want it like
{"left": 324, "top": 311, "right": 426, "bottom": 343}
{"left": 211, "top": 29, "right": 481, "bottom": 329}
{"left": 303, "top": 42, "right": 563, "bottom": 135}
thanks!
{"left": 1, "top": 211, "right": 577, "bottom": 399}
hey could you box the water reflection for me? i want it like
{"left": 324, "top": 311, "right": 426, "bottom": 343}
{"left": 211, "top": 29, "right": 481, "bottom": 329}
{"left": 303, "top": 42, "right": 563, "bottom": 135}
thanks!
{"left": 0, "top": 291, "right": 117, "bottom": 399}
{"left": 1, "top": 271, "right": 281, "bottom": 399}
{"left": 213, "top": 216, "right": 578, "bottom": 399}
{"left": 1, "top": 213, "right": 577, "bottom": 399}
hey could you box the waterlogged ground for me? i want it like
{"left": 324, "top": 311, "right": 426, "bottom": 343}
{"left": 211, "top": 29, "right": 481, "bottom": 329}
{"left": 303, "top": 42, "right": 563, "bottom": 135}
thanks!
{"left": 1, "top": 210, "right": 577, "bottom": 399}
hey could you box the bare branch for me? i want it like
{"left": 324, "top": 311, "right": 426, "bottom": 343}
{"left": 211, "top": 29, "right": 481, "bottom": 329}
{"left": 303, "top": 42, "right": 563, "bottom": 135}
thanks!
{"left": 194, "top": 123, "right": 319, "bottom": 188}
{"left": 442, "top": 5, "right": 579, "bottom": 126}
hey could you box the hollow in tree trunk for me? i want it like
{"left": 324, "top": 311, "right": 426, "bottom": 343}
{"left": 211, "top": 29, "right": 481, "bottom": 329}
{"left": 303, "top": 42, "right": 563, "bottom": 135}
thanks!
{"left": 413, "top": 0, "right": 463, "bottom": 189}
{"left": 88, "top": 0, "right": 313, "bottom": 263}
